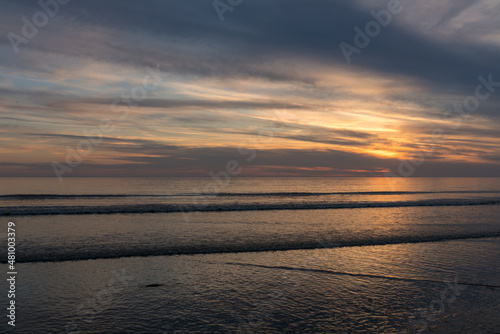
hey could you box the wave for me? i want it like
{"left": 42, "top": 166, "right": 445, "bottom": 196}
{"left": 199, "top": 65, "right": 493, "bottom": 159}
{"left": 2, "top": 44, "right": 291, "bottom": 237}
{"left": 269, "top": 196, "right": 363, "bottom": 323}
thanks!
{"left": 5, "top": 232, "right": 500, "bottom": 263}
{"left": 1, "top": 190, "right": 500, "bottom": 200}
{"left": 0, "top": 194, "right": 172, "bottom": 200}
{"left": 1, "top": 197, "right": 499, "bottom": 216}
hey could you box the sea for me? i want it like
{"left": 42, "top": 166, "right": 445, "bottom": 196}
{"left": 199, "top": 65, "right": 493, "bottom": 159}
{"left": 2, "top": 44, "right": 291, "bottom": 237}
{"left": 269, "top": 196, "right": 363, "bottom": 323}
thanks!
{"left": 1, "top": 177, "right": 500, "bottom": 333}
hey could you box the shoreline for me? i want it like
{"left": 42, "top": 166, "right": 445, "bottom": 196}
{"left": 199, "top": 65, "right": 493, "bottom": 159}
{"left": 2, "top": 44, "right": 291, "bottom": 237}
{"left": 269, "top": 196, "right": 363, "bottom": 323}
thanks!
{"left": 6, "top": 237, "right": 500, "bottom": 333}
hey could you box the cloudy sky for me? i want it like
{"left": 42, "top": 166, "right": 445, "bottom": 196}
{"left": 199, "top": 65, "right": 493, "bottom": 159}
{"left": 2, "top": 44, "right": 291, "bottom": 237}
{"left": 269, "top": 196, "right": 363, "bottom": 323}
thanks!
{"left": 1, "top": 0, "right": 499, "bottom": 177}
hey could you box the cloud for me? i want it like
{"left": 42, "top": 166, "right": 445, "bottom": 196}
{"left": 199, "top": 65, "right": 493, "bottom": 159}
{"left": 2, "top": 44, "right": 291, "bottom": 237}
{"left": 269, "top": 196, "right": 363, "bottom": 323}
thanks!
{"left": 1, "top": 0, "right": 499, "bottom": 177}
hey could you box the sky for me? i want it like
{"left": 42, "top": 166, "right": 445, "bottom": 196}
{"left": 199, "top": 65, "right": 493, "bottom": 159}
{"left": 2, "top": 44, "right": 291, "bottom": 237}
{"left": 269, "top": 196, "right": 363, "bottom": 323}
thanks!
{"left": 1, "top": 0, "right": 499, "bottom": 177}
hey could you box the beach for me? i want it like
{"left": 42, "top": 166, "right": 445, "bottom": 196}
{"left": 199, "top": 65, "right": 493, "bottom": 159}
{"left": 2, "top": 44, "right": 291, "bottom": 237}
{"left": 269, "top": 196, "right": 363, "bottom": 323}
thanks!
{"left": 1, "top": 177, "right": 500, "bottom": 333}
{"left": 7, "top": 237, "right": 500, "bottom": 333}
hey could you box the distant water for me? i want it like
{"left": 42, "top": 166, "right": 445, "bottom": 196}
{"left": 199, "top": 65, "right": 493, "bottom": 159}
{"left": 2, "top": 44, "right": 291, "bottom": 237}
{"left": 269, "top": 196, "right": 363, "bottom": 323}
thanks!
{"left": 1, "top": 177, "right": 500, "bottom": 263}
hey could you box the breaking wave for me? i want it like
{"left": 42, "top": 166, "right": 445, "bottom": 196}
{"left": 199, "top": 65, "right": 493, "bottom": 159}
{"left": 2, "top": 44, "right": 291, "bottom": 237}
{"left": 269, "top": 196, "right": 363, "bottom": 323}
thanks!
{"left": 1, "top": 197, "right": 499, "bottom": 216}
